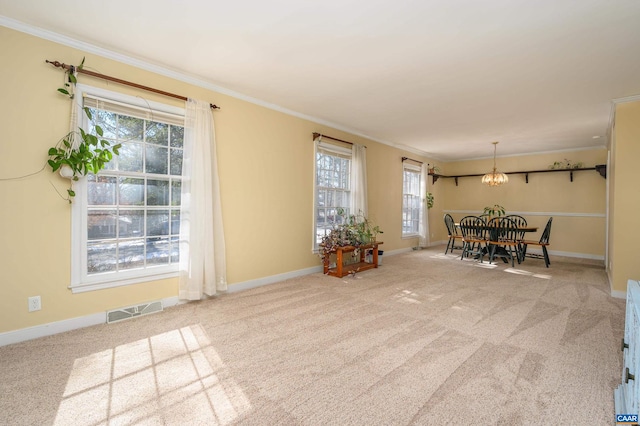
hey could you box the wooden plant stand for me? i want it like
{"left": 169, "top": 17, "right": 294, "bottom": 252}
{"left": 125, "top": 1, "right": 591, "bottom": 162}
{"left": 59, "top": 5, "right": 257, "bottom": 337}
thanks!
{"left": 322, "top": 242, "right": 383, "bottom": 278}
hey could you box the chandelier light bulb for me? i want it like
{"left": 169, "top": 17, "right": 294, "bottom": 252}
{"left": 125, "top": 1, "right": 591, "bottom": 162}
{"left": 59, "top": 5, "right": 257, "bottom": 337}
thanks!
{"left": 482, "top": 141, "right": 508, "bottom": 186}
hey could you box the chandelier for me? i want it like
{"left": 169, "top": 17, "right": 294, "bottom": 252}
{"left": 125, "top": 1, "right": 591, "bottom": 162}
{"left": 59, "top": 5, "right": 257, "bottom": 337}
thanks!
{"left": 481, "top": 141, "right": 509, "bottom": 186}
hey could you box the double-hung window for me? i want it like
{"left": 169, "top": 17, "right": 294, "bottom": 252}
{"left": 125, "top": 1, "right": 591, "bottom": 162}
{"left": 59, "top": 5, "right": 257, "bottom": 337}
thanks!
{"left": 402, "top": 162, "right": 422, "bottom": 237}
{"left": 70, "top": 85, "right": 186, "bottom": 293}
{"left": 314, "top": 142, "right": 352, "bottom": 250}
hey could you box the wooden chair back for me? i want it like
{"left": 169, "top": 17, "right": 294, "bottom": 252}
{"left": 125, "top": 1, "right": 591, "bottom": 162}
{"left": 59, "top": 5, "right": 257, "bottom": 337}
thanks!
{"left": 540, "top": 217, "right": 553, "bottom": 244}
{"left": 459, "top": 216, "right": 488, "bottom": 240}
{"left": 505, "top": 215, "right": 527, "bottom": 228}
{"left": 444, "top": 214, "right": 458, "bottom": 236}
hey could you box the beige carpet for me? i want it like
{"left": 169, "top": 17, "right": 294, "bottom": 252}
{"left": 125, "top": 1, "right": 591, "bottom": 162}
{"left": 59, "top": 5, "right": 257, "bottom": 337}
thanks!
{"left": 0, "top": 246, "right": 626, "bottom": 425}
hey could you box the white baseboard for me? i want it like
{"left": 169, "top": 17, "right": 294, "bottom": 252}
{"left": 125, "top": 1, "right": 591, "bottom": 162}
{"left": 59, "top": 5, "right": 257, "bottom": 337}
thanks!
{"left": 611, "top": 289, "right": 626, "bottom": 299}
{"left": 382, "top": 247, "right": 414, "bottom": 256}
{"left": 0, "top": 296, "right": 182, "bottom": 347}
{"left": 546, "top": 249, "right": 604, "bottom": 261}
{"left": 225, "top": 265, "right": 323, "bottom": 293}
{"left": 0, "top": 312, "right": 106, "bottom": 348}
{"left": 224, "top": 249, "right": 421, "bottom": 294}
{"left": 607, "top": 270, "right": 626, "bottom": 299}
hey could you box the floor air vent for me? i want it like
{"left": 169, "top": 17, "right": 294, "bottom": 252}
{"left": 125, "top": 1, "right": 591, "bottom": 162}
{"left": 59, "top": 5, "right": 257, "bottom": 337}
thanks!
{"left": 107, "top": 301, "right": 163, "bottom": 324}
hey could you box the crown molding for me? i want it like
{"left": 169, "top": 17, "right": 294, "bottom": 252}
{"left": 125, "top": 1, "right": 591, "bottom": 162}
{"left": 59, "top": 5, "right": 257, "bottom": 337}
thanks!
{"left": 1, "top": 15, "right": 426, "bottom": 157}
{"left": 451, "top": 144, "right": 608, "bottom": 163}
{"left": 612, "top": 94, "right": 640, "bottom": 104}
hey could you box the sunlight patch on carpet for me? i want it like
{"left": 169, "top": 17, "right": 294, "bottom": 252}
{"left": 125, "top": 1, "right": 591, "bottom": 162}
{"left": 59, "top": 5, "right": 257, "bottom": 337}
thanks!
{"left": 505, "top": 268, "right": 552, "bottom": 279}
{"left": 393, "top": 289, "right": 422, "bottom": 304}
{"left": 474, "top": 262, "right": 497, "bottom": 269}
{"left": 54, "top": 324, "right": 251, "bottom": 425}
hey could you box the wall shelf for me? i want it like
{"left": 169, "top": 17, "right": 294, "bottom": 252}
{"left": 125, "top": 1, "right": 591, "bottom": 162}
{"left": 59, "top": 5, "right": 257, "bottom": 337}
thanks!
{"left": 429, "top": 164, "right": 607, "bottom": 186}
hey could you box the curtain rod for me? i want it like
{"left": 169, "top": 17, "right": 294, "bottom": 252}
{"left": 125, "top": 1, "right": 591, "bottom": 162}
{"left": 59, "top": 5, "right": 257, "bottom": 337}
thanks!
{"left": 46, "top": 60, "right": 220, "bottom": 110}
{"left": 312, "top": 132, "right": 366, "bottom": 148}
{"left": 401, "top": 156, "right": 423, "bottom": 164}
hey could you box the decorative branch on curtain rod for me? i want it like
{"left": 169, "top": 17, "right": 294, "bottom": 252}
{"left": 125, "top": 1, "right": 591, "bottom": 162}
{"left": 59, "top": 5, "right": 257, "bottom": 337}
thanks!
{"left": 46, "top": 60, "right": 221, "bottom": 110}
{"left": 401, "top": 156, "right": 423, "bottom": 164}
{"left": 312, "top": 132, "right": 366, "bottom": 148}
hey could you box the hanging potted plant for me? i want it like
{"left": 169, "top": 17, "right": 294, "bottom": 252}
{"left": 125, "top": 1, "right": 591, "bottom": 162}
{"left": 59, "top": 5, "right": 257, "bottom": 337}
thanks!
{"left": 46, "top": 58, "right": 121, "bottom": 201}
{"left": 426, "top": 192, "right": 434, "bottom": 209}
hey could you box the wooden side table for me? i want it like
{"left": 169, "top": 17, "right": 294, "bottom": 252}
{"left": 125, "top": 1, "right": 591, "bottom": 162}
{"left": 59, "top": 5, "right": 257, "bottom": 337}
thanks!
{"left": 323, "top": 242, "right": 383, "bottom": 278}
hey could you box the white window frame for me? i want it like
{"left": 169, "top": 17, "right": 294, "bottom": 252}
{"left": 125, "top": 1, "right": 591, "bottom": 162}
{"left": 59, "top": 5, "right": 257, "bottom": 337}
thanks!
{"left": 70, "top": 85, "right": 186, "bottom": 293}
{"left": 402, "top": 162, "right": 423, "bottom": 238}
{"left": 313, "top": 141, "right": 352, "bottom": 252}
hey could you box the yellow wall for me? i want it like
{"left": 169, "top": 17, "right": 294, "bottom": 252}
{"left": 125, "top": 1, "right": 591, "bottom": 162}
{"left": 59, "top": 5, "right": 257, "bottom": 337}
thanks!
{"left": 610, "top": 100, "right": 640, "bottom": 293}
{"left": 439, "top": 149, "right": 608, "bottom": 257}
{"left": 0, "top": 25, "right": 622, "bottom": 337}
{"left": 0, "top": 27, "right": 433, "bottom": 334}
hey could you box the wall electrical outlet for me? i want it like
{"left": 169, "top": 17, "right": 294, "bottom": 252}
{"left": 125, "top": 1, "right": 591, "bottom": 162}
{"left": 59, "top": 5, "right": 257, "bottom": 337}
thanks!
{"left": 28, "top": 296, "right": 41, "bottom": 312}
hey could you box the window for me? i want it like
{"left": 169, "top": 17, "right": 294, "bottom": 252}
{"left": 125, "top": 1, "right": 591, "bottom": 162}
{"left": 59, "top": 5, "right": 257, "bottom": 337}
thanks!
{"left": 402, "top": 163, "right": 422, "bottom": 237}
{"left": 70, "top": 85, "right": 186, "bottom": 293}
{"left": 314, "top": 142, "right": 352, "bottom": 250}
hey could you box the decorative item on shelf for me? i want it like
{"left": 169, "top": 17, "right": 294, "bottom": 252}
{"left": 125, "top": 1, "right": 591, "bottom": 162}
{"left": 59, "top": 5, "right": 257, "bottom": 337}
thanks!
{"left": 426, "top": 191, "right": 434, "bottom": 209}
{"left": 46, "top": 57, "right": 121, "bottom": 201}
{"left": 428, "top": 164, "right": 441, "bottom": 175}
{"left": 481, "top": 141, "right": 509, "bottom": 186}
{"left": 483, "top": 204, "right": 505, "bottom": 219}
{"left": 548, "top": 158, "right": 584, "bottom": 170}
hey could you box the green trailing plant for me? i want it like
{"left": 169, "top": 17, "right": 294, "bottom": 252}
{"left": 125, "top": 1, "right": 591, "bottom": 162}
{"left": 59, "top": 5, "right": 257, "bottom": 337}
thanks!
{"left": 428, "top": 165, "right": 441, "bottom": 174}
{"left": 426, "top": 191, "right": 434, "bottom": 209}
{"left": 318, "top": 208, "right": 383, "bottom": 260}
{"left": 47, "top": 57, "right": 121, "bottom": 200}
{"left": 483, "top": 204, "right": 505, "bottom": 218}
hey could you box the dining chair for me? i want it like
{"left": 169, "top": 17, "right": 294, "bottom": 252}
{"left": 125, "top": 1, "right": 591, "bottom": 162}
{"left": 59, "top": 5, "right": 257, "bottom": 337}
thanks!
{"left": 458, "top": 216, "right": 489, "bottom": 262}
{"left": 505, "top": 214, "right": 527, "bottom": 253}
{"left": 521, "top": 217, "right": 553, "bottom": 267}
{"left": 444, "top": 213, "right": 463, "bottom": 254}
{"left": 505, "top": 215, "right": 527, "bottom": 226}
{"left": 487, "top": 217, "right": 524, "bottom": 267}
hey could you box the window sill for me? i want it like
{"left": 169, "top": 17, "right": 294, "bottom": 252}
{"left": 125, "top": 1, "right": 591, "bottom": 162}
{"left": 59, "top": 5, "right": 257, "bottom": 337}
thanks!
{"left": 402, "top": 233, "right": 420, "bottom": 239}
{"left": 70, "top": 270, "right": 179, "bottom": 294}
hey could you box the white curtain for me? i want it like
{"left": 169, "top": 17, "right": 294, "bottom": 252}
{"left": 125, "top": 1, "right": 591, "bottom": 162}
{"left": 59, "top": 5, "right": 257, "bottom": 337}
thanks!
{"left": 418, "top": 163, "right": 430, "bottom": 247}
{"left": 350, "top": 144, "right": 368, "bottom": 217}
{"left": 179, "top": 99, "right": 227, "bottom": 300}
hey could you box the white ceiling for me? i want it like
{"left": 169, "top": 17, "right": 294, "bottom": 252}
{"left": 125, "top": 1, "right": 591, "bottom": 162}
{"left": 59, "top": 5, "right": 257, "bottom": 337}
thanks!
{"left": 2, "top": 0, "right": 640, "bottom": 161}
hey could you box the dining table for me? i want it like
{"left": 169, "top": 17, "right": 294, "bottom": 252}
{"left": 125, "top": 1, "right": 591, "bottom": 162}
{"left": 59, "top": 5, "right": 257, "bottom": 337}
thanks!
{"left": 455, "top": 221, "right": 538, "bottom": 263}
{"left": 454, "top": 223, "right": 538, "bottom": 234}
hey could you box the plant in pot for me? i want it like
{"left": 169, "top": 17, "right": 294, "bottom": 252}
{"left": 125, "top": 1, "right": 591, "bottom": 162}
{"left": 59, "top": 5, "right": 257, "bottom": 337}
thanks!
{"left": 426, "top": 192, "right": 434, "bottom": 209}
{"left": 428, "top": 165, "right": 441, "bottom": 175}
{"left": 483, "top": 204, "right": 505, "bottom": 219}
{"left": 318, "top": 208, "right": 383, "bottom": 261}
{"left": 548, "top": 158, "right": 584, "bottom": 170}
{"left": 46, "top": 58, "right": 121, "bottom": 201}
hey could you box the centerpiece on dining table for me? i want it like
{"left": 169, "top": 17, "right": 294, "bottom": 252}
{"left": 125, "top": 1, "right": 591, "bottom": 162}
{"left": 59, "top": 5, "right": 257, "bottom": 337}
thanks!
{"left": 483, "top": 204, "right": 506, "bottom": 219}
